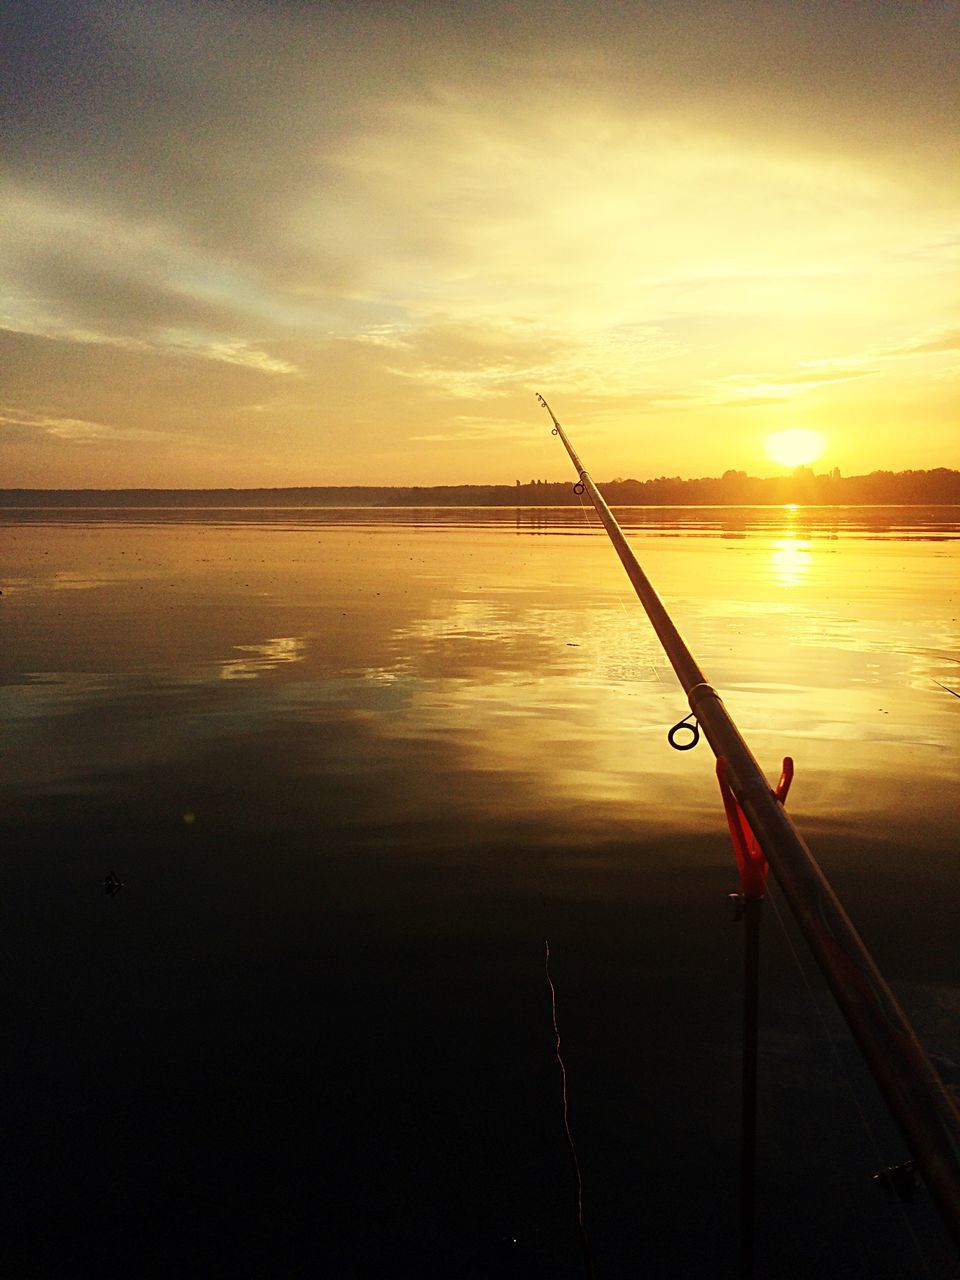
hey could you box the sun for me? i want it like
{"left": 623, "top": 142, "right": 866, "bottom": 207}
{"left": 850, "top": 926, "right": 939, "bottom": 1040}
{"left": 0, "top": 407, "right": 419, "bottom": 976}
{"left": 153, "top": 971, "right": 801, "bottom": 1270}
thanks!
{"left": 763, "top": 428, "right": 827, "bottom": 469}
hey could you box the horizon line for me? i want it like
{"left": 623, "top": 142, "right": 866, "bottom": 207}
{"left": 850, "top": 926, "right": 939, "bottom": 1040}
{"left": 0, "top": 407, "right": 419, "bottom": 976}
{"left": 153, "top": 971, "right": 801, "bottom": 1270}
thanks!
{"left": 2, "top": 464, "right": 959, "bottom": 495}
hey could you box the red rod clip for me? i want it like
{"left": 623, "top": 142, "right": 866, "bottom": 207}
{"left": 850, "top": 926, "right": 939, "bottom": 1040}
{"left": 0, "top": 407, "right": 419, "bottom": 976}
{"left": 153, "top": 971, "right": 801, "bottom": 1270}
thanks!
{"left": 717, "top": 756, "right": 793, "bottom": 900}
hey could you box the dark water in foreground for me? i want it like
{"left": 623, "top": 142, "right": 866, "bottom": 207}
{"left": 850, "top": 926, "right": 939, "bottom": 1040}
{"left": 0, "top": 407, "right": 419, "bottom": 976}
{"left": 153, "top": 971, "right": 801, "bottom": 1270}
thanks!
{"left": 2, "top": 506, "right": 959, "bottom": 1278}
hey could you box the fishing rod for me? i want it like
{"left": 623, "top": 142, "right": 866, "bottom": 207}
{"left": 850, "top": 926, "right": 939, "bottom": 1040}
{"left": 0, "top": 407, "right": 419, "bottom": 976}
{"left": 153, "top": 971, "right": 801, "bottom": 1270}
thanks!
{"left": 537, "top": 393, "right": 960, "bottom": 1256}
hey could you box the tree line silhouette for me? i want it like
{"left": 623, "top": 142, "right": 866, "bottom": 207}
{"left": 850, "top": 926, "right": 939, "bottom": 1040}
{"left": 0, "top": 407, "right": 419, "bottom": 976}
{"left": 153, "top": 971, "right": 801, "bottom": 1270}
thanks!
{"left": 3, "top": 467, "right": 958, "bottom": 507}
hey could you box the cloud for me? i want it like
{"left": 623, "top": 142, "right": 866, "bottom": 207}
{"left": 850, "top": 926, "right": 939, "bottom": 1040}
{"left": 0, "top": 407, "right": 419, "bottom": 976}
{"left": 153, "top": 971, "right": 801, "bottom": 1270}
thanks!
{"left": 715, "top": 367, "right": 880, "bottom": 402}
{"left": 0, "top": 409, "right": 189, "bottom": 446}
{"left": 886, "top": 328, "right": 960, "bottom": 358}
{"left": 6, "top": 2, "right": 956, "bottom": 334}
{"left": 161, "top": 335, "right": 298, "bottom": 374}
{"left": 1, "top": 189, "right": 307, "bottom": 371}
{"left": 410, "top": 416, "right": 542, "bottom": 445}
{"left": 2, "top": 1, "right": 958, "bottom": 484}
{"left": 0, "top": 326, "right": 299, "bottom": 444}
{"left": 797, "top": 326, "right": 960, "bottom": 373}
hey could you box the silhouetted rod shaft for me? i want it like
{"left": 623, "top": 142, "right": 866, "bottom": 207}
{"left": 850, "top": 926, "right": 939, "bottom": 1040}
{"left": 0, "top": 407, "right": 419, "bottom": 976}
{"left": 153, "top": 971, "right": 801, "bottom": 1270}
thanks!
{"left": 543, "top": 402, "right": 960, "bottom": 1249}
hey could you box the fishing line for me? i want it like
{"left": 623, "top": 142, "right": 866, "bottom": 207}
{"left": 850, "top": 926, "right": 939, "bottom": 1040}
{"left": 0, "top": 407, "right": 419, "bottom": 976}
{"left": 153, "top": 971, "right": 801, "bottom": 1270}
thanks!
{"left": 765, "top": 882, "right": 935, "bottom": 1277}
{"left": 544, "top": 938, "right": 596, "bottom": 1278}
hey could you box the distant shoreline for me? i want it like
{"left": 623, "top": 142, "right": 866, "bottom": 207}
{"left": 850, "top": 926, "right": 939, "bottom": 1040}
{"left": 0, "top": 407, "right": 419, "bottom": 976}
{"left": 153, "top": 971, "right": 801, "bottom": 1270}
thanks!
{"left": 2, "top": 468, "right": 959, "bottom": 507}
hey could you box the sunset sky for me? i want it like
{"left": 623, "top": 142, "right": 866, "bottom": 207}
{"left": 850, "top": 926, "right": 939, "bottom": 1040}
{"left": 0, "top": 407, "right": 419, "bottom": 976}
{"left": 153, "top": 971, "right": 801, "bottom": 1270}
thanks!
{"left": 3, "top": 0, "right": 958, "bottom": 488}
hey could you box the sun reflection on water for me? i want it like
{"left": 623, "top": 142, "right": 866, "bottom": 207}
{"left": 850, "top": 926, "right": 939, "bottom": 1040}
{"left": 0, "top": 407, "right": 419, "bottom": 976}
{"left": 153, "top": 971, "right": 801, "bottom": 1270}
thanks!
{"left": 769, "top": 537, "right": 813, "bottom": 586}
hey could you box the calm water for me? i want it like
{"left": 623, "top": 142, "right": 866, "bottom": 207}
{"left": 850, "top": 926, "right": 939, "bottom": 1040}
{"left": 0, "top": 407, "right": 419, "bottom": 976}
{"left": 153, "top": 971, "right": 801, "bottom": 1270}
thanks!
{"left": 2, "top": 506, "right": 958, "bottom": 1278}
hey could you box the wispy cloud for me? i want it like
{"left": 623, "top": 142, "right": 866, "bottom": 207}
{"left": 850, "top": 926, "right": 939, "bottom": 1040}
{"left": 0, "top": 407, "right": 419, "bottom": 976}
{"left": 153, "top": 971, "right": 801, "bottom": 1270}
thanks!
{"left": 0, "top": 410, "right": 190, "bottom": 446}
{"left": 410, "top": 416, "right": 542, "bottom": 444}
{"left": 715, "top": 367, "right": 880, "bottom": 402}
{"left": 884, "top": 328, "right": 960, "bottom": 358}
{"left": 797, "top": 325, "right": 960, "bottom": 372}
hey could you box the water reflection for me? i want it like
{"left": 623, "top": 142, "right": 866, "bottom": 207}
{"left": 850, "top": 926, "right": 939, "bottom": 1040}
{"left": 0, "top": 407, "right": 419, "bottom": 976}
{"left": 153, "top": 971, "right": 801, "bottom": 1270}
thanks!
{"left": 1, "top": 510, "right": 958, "bottom": 1278}
{"left": 4, "top": 502, "right": 959, "bottom": 540}
{"left": 769, "top": 537, "right": 813, "bottom": 586}
{"left": 219, "top": 636, "right": 305, "bottom": 680}
{"left": 52, "top": 569, "right": 128, "bottom": 590}
{"left": 3, "top": 516, "right": 958, "bottom": 827}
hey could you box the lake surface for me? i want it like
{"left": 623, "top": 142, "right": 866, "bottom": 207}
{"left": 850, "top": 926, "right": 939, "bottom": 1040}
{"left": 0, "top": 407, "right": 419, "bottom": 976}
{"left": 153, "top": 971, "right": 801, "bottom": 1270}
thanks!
{"left": 2, "top": 506, "right": 958, "bottom": 1278}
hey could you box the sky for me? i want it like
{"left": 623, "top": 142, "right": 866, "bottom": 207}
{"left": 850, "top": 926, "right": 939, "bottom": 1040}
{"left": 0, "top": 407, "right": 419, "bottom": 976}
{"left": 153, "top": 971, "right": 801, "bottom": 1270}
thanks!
{"left": 2, "top": 0, "right": 958, "bottom": 488}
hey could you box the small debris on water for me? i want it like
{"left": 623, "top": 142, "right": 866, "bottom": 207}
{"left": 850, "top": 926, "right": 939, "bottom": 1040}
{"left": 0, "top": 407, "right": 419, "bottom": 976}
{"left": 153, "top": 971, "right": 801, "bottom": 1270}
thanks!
{"left": 566, "top": 642, "right": 580, "bottom": 647}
